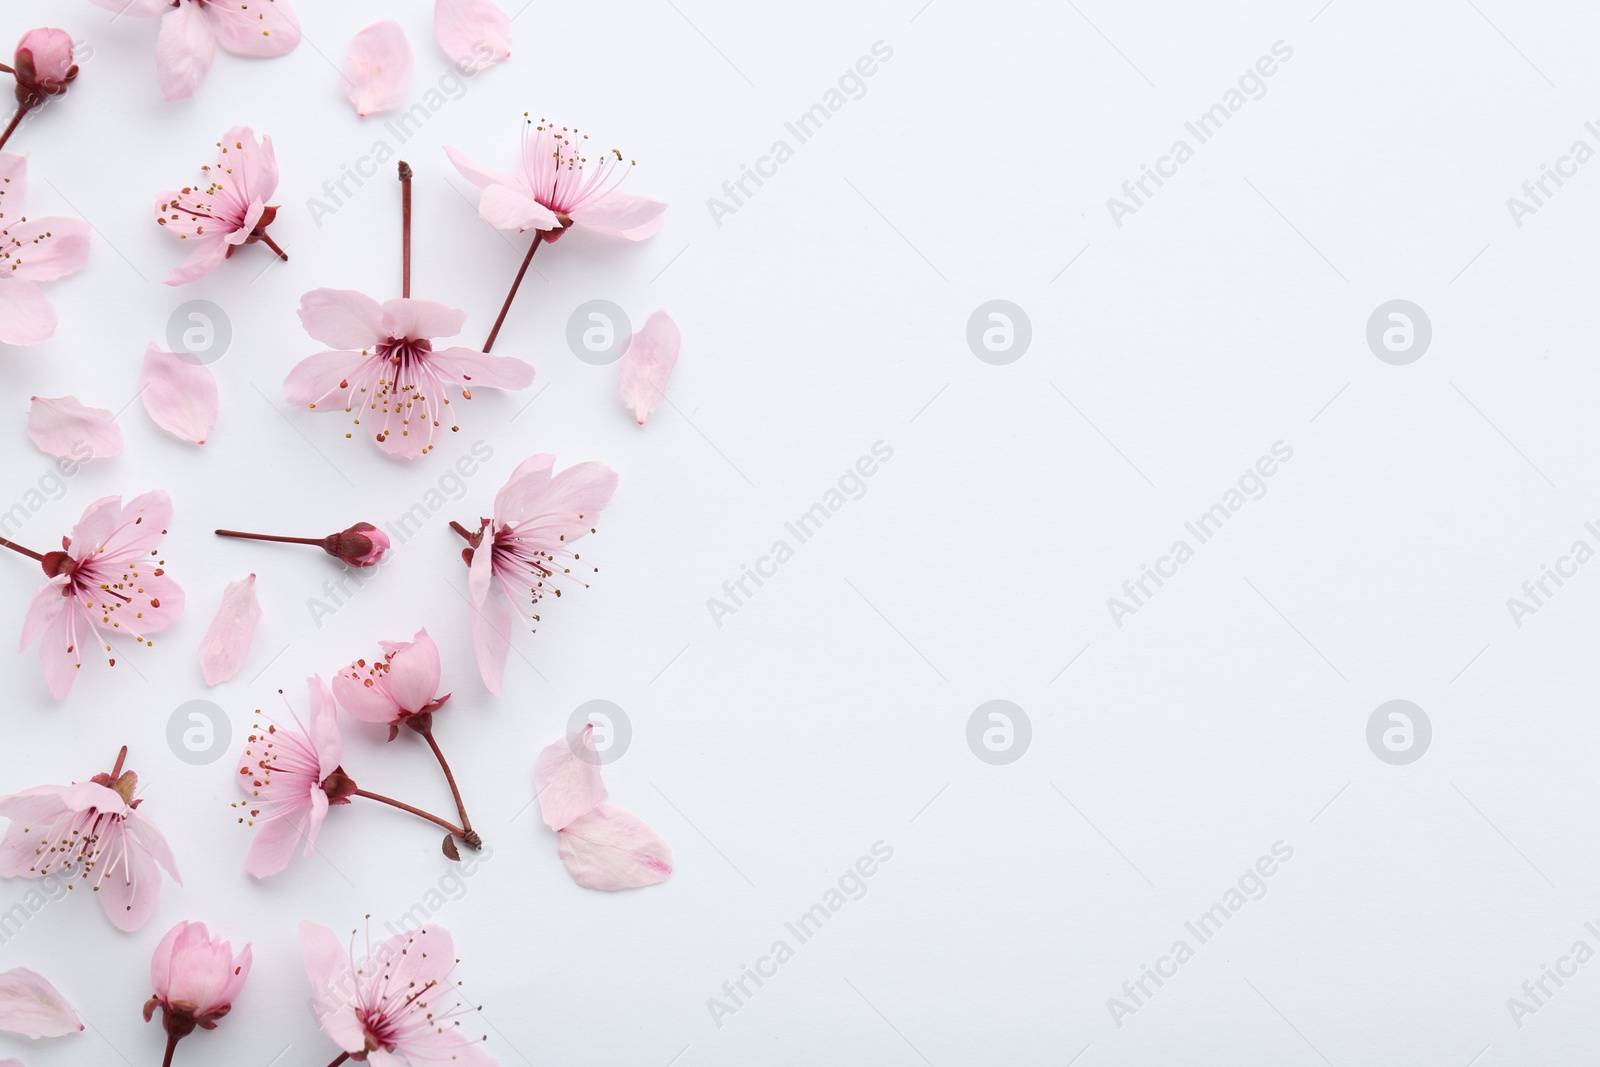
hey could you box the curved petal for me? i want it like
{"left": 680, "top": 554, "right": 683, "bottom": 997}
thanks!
{"left": 428, "top": 347, "right": 535, "bottom": 391}
{"left": 434, "top": 0, "right": 510, "bottom": 71}
{"left": 380, "top": 298, "right": 465, "bottom": 341}
{"left": 5, "top": 217, "right": 91, "bottom": 281}
{"left": 205, "top": 0, "right": 301, "bottom": 57}
{"left": 332, "top": 668, "right": 401, "bottom": 725}
{"left": 443, "top": 145, "right": 516, "bottom": 191}
{"left": 94, "top": 821, "right": 164, "bottom": 931}
{"left": 491, "top": 454, "right": 553, "bottom": 520}
{"left": 126, "top": 571, "right": 186, "bottom": 635}
{"left": 0, "top": 968, "right": 82, "bottom": 1039}
{"left": 478, "top": 182, "right": 559, "bottom": 233}
{"left": 140, "top": 345, "right": 218, "bottom": 444}
{"left": 19, "top": 577, "right": 68, "bottom": 653}
{"left": 342, "top": 21, "right": 412, "bottom": 117}
{"left": 617, "top": 311, "right": 680, "bottom": 425}
{"left": 469, "top": 578, "right": 513, "bottom": 695}
{"left": 0, "top": 279, "right": 56, "bottom": 346}
{"left": 26, "top": 396, "right": 122, "bottom": 459}
{"left": 157, "top": 0, "right": 218, "bottom": 102}
{"left": 299, "top": 922, "right": 366, "bottom": 1053}
{"left": 533, "top": 725, "right": 607, "bottom": 831}
{"left": 283, "top": 349, "right": 370, "bottom": 411}
{"left": 162, "top": 233, "right": 230, "bottom": 286}
{"left": 571, "top": 192, "right": 667, "bottom": 241}
{"left": 384, "top": 630, "right": 441, "bottom": 713}
{"left": 502, "top": 461, "right": 618, "bottom": 542}
{"left": 199, "top": 574, "right": 260, "bottom": 685}
{"left": 308, "top": 677, "right": 342, "bottom": 774}
{"left": 556, "top": 805, "right": 673, "bottom": 891}
{"left": 244, "top": 809, "right": 309, "bottom": 878}
{"left": 34, "top": 589, "right": 82, "bottom": 700}
{"left": 298, "top": 289, "right": 385, "bottom": 350}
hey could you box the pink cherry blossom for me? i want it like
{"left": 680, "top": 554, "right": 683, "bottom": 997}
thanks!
{"left": 16, "top": 491, "right": 183, "bottom": 700}
{"left": 343, "top": 21, "right": 412, "bottom": 117}
{"left": 26, "top": 395, "right": 122, "bottom": 459}
{"left": 198, "top": 574, "right": 260, "bottom": 685}
{"left": 333, "top": 628, "right": 449, "bottom": 739}
{"left": 617, "top": 311, "right": 681, "bottom": 425}
{"left": 87, "top": 0, "right": 301, "bottom": 103}
{"left": 453, "top": 455, "right": 617, "bottom": 693}
{"left": 284, "top": 289, "right": 533, "bottom": 459}
{"left": 156, "top": 128, "right": 284, "bottom": 286}
{"left": 13, "top": 29, "right": 78, "bottom": 103}
{"left": 235, "top": 677, "right": 349, "bottom": 879}
{"left": 0, "top": 152, "right": 91, "bottom": 346}
{"left": 144, "top": 920, "right": 251, "bottom": 1059}
{"left": 299, "top": 920, "right": 494, "bottom": 1066}
{"left": 446, "top": 119, "right": 666, "bottom": 241}
{"left": 0, "top": 967, "right": 81, "bottom": 1039}
{"left": 534, "top": 727, "right": 672, "bottom": 891}
{"left": 0, "top": 748, "right": 181, "bottom": 931}
{"left": 434, "top": 0, "right": 509, "bottom": 72}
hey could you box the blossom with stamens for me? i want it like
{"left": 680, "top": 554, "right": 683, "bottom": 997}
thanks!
{"left": 15, "top": 491, "right": 183, "bottom": 700}
{"left": 156, "top": 127, "right": 285, "bottom": 286}
{"left": 0, "top": 747, "right": 180, "bottom": 932}
{"left": 284, "top": 289, "right": 534, "bottom": 459}
{"left": 234, "top": 677, "right": 350, "bottom": 879}
{"left": 299, "top": 920, "right": 494, "bottom": 1066}
{"left": 334, "top": 628, "right": 450, "bottom": 740}
{"left": 86, "top": 0, "right": 301, "bottom": 103}
{"left": 453, "top": 455, "right": 616, "bottom": 693}
{"left": 0, "top": 152, "right": 91, "bottom": 346}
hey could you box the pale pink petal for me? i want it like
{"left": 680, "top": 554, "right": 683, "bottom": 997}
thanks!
{"left": 26, "top": 396, "right": 122, "bottom": 459}
{"left": 4, "top": 218, "right": 91, "bottom": 281}
{"left": 342, "top": 21, "right": 411, "bottom": 117}
{"left": 199, "top": 574, "right": 260, "bottom": 685}
{"left": 557, "top": 805, "right": 673, "bottom": 890}
{"left": 18, "top": 578, "right": 67, "bottom": 656}
{"left": 125, "top": 572, "right": 186, "bottom": 635}
{"left": 491, "top": 454, "right": 553, "bottom": 518}
{"left": 384, "top": 629, "right": 440, "bottom": 712}
{"left": 284, "top": 350, "right": 370, "bottom": 410}
{"left": 162, "top": 234, "right": 230, "bottom": 286}
{"left": 617, "top": 311, "right": 680, "bottom": 425}
{"left": 298, "top": 289, "right": 385, "bottom": 350}
{"left": 469, "top": 574, "right": 513, "bottom": 695}
{"left": 203, "top": 0, "right": 301, "bottom": 57}
{"left": 428, "top": 347, "right": 535, "bottom": 390}
{"left": 533, "top": 725, "right": 607, "bottom": 831}
{"left": 0, "top": 279, "right": 56, "bottom": 346}
{"left": 126, "top": 814, "right": 181, "bottom": 884}
{"left": 33, "top": 592, "right": 80, "bottom": 700}
{"left": 156, "top": 1, "right": 218, "bottom": 102}
{"left": 95, "top": 821, "right": 164, "bottom": 931}
{"left": 0, "top": 968, "right": 82, "bottom": 1039}
{"left": 244, "top": 808, "right": 311, "bottom": 878}
{"left": 140, "top": 346, "right": 218, "bottom": 444}
{"left": 379, "top": 298, "right": 464, "bottom": 341}
{"left": 308, "top": 677, "right": 342, "bottom": 774}
{"left": 299, "top": 922, "right": 367, "bottom": 1054}
{"left": 502, "top": 461, "right": 618, "bottom": 543}
{"left": 443, "top": 146, "right": 516, "bottom": 191}
{"left": 434, "top": 0, "right": 510, "bottom": 71}
{"left": 88, "top": 0, "right": 169, "bottom": 15}
{"left": 478, "top": 182, "right": 559, "bottom": 233}
{"left": 570, "top": 192, "right": 667, "bottom": 241}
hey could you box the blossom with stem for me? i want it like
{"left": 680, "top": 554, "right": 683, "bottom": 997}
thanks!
{"left": 446, "top": 118, "right": 666, "bottom": 352}
{"left": 5, "top": 491, "right": 182, "bottom": 699}
{"left": 144, "top": 920, "right": 251, "bottom": 1067}
{"left": 0, "top": 746, "right": 181, "bottom": 931}
{"left": 156, "top": 127, "right": 286, "bottom": 285}
{"left": 215, "top": 522, "right": 389, "bottom": 567}
{"left": 0, "top": 29, "right": 78, "bottom": 153}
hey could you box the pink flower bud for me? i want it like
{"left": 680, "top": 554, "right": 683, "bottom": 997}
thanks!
{"left": 13, "top": 29, "right": 76, "bottom": 105}
{"left": 320, "top": 522, "right": 389, "bottom": 567}
{"left": 144, "top": 921, "right": 251, "bottom": 1044}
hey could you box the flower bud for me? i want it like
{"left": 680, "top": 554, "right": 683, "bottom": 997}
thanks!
{"left": 319, "top": 522, "right": 389, "bottom": 567}
{"left": 14, "top": 29, "right": 77, "bottom": 106}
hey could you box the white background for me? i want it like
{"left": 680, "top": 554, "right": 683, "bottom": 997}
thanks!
{"left": 2, "top": 0, "right": 1598, "bottom": 1064}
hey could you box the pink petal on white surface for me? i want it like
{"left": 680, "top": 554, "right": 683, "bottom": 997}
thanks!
{"left": 0, "top": 968, "right": 82, "bottom": 1039}
{"left": 557, "top": 804, "right": 673, "bottom": 891}
{"left": 205, "top": 0, "right": 302, "bottom": 57}
{"left": 478, "top": 183, "right": 559, "bottom": 233}
{"left": 26, "top": 396, "right": 121, "bottom": 459}
{"left": 533, "top": 725, "right": 607, "bottom": 831}
{"left": 434, "top": 0, "right": 510, "bottom": 71}
{"left": 570, "top": 192, "right": 667, "bottom": 241}
{"left": 298, "top": 289, "right": 385, "bottom": 350}
{"left": 0, "top": 280, "right": 57, "bottom": 346}
{"left": 342, "top": 21, "right": 411, "bottom": 117}
{"left": 156, "top": 0, "right": 217, "bottom": 102}
{"left": 140, "top": 345, "right": 218, "bottom": 444}
{"left": 199, "top": 574, "right": 261, "bottom": 685}
{"left": 617, "top": 311, "right": 680, "bottom": 425}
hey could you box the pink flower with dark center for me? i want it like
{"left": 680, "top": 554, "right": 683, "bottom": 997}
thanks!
{"left": 234, "top": 677, "right": 350, "bottom": 879}
{"left": 334, "top": 628, "right": 450, "bottom": 740}
{"left": 156, "top": 127, "right": 285, "bottom": 285}
{"left": 300, "top": 920, "right": 494, "bottom": 1067}
{"left": 0, "top": 152, "right": 92, "bottom": 346}
{"left": 451, "top": 455, "right": 616, "bottom": 693}
{"left": 285, "top": 290, "right": 533, "bottom": 459}
{"left": 13, "top": 29, "right": 77, "bottom": 105}
{"left": 86, "top": 0, "right": 301, "bottom": 103}
{"left": 144, "top": 920, "right": 251, "bottom": 1061}
{"left": 0, "top": 747, "right": 180, "bottom": 932}
{"left": 6, "top": 491, "right": 183, "bottom": 700}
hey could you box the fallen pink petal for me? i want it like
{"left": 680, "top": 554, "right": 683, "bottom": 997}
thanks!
{"left": 342, "top": 20, "right": 412, "bottom": 117}
{"left": 140, "top": 345, "right": 218, "bottom": 443}
{"left": 0, "top": 153, "right": 91, "bottom": 346}
{"left": 198, "top": 574, "right": 260, "bottom": 685}
{"left": 533, "top": 724, "right": 607, "bottom": 831}
{"left": 558, "top": 804, "right": 673, "bottom": 891}
{"left": 434, "top": 0, "right": 510, "bottom": 72}
{"left": 0, "top": 967, "right": 81, "bottom": 1039}
{"left": 617, "top": 310, "right": 681, "bottom": 425}
{"left": 25, "top": 396, "right": 122, "bottom": 459}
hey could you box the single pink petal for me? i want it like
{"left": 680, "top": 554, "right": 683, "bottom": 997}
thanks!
{"left": 156, "top": 0, "right": 218, "bottom": 102}
{"left": 126, "top": 572, "right": 186, "bottom": 635}
{"left": 331, "top": 668, "right": 401, "bottom": 725}
{"left": 244, "top": 808, "right": 311, "bottom": 878}
{"left": 94, "top": 821, "right": 164, "bottom": 931}
{"left": 443, "top": 146, "right": 516, "bottom": 191}
{"left": 284, "top": 350, "right": 370, "bottom": 410}
{"left": 140, "top": 345, "right": 218, "bottom": 445}
{"left": 499, "top": 460, "right": 619, "bottom": 543}
{"left": 428, "top": 347, "right": 535, "bottom": 390}
{"left": 4, "top": 218, "right": 90, "bottom": 281}
{"left": 557, "top": 805, "right": 673, "bottom": 891}
{"left": 299, "top": 922, "right": 366, "bottom": 1053}
{"left": 434, "top": 0, "right": 510, "bottom": 71}
{"left": 384, "top": 629, "right": 441, "bottom": 713}
{"left": 533, "top": 725, "right": 607, "bottom": 831}
{"left": 569, "top": 192, "right": 667, "bottom": 241}
{"left": 308, "top": 677, "right": 342, "bottom": 774}
{"left": 162, "top": 233, "right": 231, "bottom": 286}
{"left": 26, "top": 396, "right": 122, "bottom": 459}
{"left": 0, "top": 279, "right": 56, "bottom": 346}
{"left": 469, "top": 571, "right": 513, "bottom": 695}
{"left": 342, "top": 21, "right": 411, "bottom": 117}
{"left": 298, "top": 289, "right": 385, "bottom": 350}
{"left": 203, "top": 0, "right": 301, "bottom": 57}
{"left": 0, "top": 968, "right": 82, "bottom": 1039}
{"left": 478, "top": 183, "right": 559, "bottom": 233}
{"left": 380, "top": 298, "right": 465, "bottom": 341}
{"left": 617, "top": 311, "right": 680, "bottom": 425}
{"left": 199, "top": 574, "right": 261, "bottom": 685}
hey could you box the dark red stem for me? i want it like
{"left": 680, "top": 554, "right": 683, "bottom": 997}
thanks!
{"left": 399, "top": 161, "right": 413, "bottom": 298}
{"left": 324, "top": 1055, "right": 350, "bottom": 1067}
{"left": 0, "top": 102, "right": 30, "bottom": 153}
{"left": 352, "top": 788, "right": 474, "bottom": 843}
{"left": 215, "top": 530, "right": 321, "bottom": 546}
{"left": 258, "top": 233, "right": 289, "bottom": 261}
{"left": 161, "top": 1031, "right": 180, "bottom": 1067}
{"left": 110, "top": 745, "right": 128, "bottom": 779}
{"left": 420, "top": 728, "right": 473, "bottom": 835}
{"left": 482, "top": 231, "right": 543, "bottom": 353}
{"left": 0, "top": 63, "right": 13, "bottom": 76}
{"left": 0, "top": 535, "right": 45, "bottom": 563}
